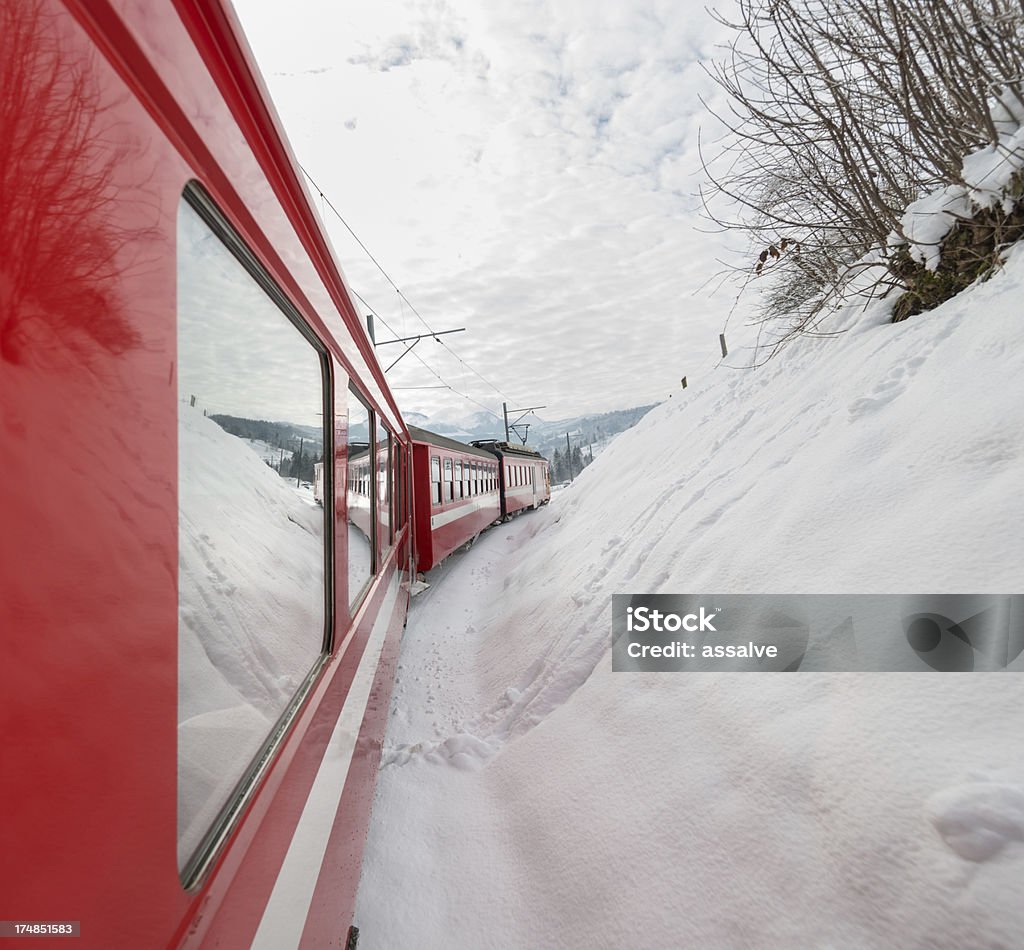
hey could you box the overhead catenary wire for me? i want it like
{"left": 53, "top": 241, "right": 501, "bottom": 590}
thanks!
{"left": 348, "top": 288, "right": 504, "bottom": 422}
{"left": 300, "top": 165, "right": 520, "bottom": 416}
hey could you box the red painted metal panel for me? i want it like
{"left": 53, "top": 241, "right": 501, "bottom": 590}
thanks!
{"left": 411, "top": 442, "right": 437, "bottom": 572}
{"left": 2, "top": 2, "right": 189, "bottom": 945}
{"left": 409, "top": 436, "right": 502, "bottom": 571}
{"left": 1, "top": 0, "right": 413, "bottom": 946}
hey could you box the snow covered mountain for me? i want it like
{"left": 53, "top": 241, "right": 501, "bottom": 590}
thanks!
{"left": 407, "top": 404, "right": 657, "bottom": 456}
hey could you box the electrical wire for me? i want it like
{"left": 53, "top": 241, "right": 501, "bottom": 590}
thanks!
{"left": 300, "top": 165, "right": 518, "bottom": 415}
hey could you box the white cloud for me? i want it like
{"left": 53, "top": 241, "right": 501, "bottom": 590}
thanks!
{"left": 232, "top": 0, "right": 737, "bottom": 421}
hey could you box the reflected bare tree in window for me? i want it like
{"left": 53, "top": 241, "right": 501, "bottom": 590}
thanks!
{"left": 0, "top": 0, "right": 139, "bottom": 366}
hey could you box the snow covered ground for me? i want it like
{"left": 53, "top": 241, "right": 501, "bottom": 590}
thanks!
{"left": 177, "top": 407, "right": 325, "bottom": 868}
{"left": 353, "top": 246, "right": 1024, "bottom": 947}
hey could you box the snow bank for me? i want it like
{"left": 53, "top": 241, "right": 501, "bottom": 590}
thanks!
{"left": 177, "top": 407, "right": 325, "bottom": 867}
{"left": 899, "top": 93, "right": 1024, "bottom": 269}
{"left": 355, "top": 243, "right": 1024, "bottom": 947}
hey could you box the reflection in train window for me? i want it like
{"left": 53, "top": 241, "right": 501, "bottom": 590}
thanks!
{"left": 378, "top": 426, "right": 392, "bottom": 552}
{"left": 176, "top": 189, "right": 327, "bottom": 881}
{"left": 347, "top": 385, "right": 373, "bottom": 607}
{"left": 393, "top": 442, "right": 404, "bottom": 527}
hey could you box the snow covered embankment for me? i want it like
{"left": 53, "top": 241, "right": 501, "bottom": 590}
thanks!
{"left": 355, "top": 249, "right": 1024, "bottom": 949}
{"left": 177, "top": 407, "right": 324, "bottom": 867}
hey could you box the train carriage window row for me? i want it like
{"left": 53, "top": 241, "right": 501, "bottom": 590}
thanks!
{"left": 427, "top": 455, "right": 500, "bottom": 508}
{"left": 176, "top": 189, "right": 330, "bottom": 880}
{"left": 345, "top": 395, "right": 409, "bottom": 602}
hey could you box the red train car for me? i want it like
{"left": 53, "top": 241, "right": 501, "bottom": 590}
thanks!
{"left": 2, "top": 1, "right": 411, "bottom": 946}
{"left": 473, "top": 440, "right": 552, "bottom": 518}
{"left": 409, "top": 426, "right": 502, "bottom": 571}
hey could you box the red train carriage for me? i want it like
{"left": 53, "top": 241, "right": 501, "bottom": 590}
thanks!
{"left": 1, "top": 1, "right": 412, "bottom": 947}
{"left": 409, "top": 426, "right": 502, "bottom": 571}
{"left": 472, "top": 441, "right": 552, "bottom": 519}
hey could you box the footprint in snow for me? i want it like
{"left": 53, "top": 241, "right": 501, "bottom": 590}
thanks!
{"left": 925, "top": 781, "right": 1024, "bottom": 861}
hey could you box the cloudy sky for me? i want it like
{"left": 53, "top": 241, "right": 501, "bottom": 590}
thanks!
{"left": 230, "top": 0, "right": 739, "bottom": 425}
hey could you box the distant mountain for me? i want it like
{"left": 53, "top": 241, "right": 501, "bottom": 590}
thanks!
{"left": 209, "top": 404, "right": 659, "bottom": 465}
{"left": 527, "top": 406, "right": 659, "bottom": 460}
{"left": 406, "top": 404, "right": 659, "bottom": 459}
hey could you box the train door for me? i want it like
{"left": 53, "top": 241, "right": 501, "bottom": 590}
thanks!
{"left": 531, "top": 464, "right": 538, "bottom": 507}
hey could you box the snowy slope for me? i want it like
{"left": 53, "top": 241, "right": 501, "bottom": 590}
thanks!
{"left": 177, "top": 406, "right": 325, "bottom": 867}
{"left": 354, "top": 247, "right": 1024, "bottom": 947}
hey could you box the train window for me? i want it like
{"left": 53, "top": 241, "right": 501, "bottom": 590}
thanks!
{"left": 455, "top": 460, "right": 463, "bottom": 499}
{"left": 444, "top": 457, "right": 454, "bottom": 501}
{"left": 347, "top": 387, "right": 374, "bottom": 606}
{"left": 431, "top": 456, "right": 442, "bottom": 505}
{"left": 393, "top": 442, "right": 404, "bottom": 527}
{"left": 378, "top": 427, "right": 392, "bottom": 551}
{"left": 176, "top": 189, "right": 329, "bottom": 882}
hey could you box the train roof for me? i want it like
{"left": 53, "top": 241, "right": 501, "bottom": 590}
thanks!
{"left": 470, "top": 439, "right": 548, "bottom": 462}
{"left": 408, "top": 425, "right": 501, "bottom": 461}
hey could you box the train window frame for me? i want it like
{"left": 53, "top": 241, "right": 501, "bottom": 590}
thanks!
{"left": 346, "top": 383, "right": 376, "bottom": 611}
{"left": 378, "top": 425, "right": 393, "bottom": 553}
{"left": 176, "top": 182, "right": 334, "bottom": 890}
{"left": 393, "top": 441, "right": 404, "bottom": 529}
{"left": 444, "top": 457, "right": 454, "bottom": 502}
{"left": 431, "top": 455, "right": 442, "bottom": 506}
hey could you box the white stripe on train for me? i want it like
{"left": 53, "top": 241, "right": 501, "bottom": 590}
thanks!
{"left": 429, "top": 495, "right": 499, "bottom": 530}
{"left": 250, "top": 573, "right": 401, "bottom": 950}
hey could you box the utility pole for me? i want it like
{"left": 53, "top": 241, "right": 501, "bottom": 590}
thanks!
{"left": 296, "top": 437, "right": 304, "bottom": 487}
{"left": 503, "top": 402, "right": 547, "bottom": 444}
{"left": 566, "top": 432, "right": 573, "bottom": 483}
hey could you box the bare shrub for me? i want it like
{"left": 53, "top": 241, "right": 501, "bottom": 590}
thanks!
{"left": 701, "top": 0, "right": 1024, "bottom": 352}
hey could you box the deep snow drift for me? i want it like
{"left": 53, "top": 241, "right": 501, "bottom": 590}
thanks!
{"left": 353, "top": 246, "right": 1024, "bottom": 947}
{"left": 177, "top": 407, "right": 325, "bottom": 868}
